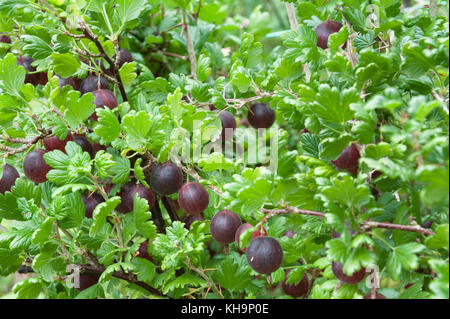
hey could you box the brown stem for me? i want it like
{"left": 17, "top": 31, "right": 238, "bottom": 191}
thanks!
{"left": 261, "top": 206, "right": 435, "bottom": 236}
{"left": 184, "top": 14, "right": 197, "bottom": 80}
{"left": 78, "top": 21, "right": 128, "bottom": 102}
{"left": 161, "top": 196, "right": 179, "bottom": 222}
{"left": 163, "top": 51, "right": 188, "bottom": 60}
{"left": 151, "top": 199, "right": 166, "bottom": 233}
{"left": 1, "top": 131, "right": 50, "bottom": 157}
{"left": 18, "top": 264, "right": 165, "bottom": 297}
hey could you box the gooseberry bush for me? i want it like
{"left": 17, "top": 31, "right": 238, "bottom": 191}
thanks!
{"left": 0, "top": 0, "right": 448, "bottom": 300}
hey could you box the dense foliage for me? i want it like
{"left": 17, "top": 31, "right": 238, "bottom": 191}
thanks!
{"left": 0, "top": 0, "right": 448, "bottom": 299}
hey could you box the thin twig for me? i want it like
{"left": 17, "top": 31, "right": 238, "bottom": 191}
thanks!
{"left": 261, "top": 206, "right": 436, "bottom": 236}
{"left": 78, "top": 20, "right": 128, "bottom": 102}
{"left": 184, "top": 13, "right": 197, "bottom": 80}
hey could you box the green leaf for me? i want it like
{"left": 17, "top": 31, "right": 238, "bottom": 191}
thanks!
{"left": 134, "top": 195, "right": 157, "bottom": 240}
{"left": 322, "top": 175, "right": 372, "bottom": 207}
{"left": 31, "top": 217, "right": 54, "bottom": 245}
{"left": 132, "top": 257, "right": 156, "bottom": 283}
{"left": 0, "top": 53, "right": 26, "bottom": 96}
{"left": 94, "top": 108, "right": 121, "bottom": 142}
{"left": 386, "top": 243, "right": 425, "bottom": 280}
{"left": 51, "top": 53, "right": 81, "bottom": 78}
{"left": 64, "top": 91, "right": 96, "bottom": 129}
{"left": 425, "top": 224, "right": 449, "bottom": 250}
{"left": 121, "top": 110, "right": 153, "bottom": 150}
{"left": 197, "top": 54, "right": 211, "bottom": 82}
{"left": 119, "top": 62, "right": 137, "bottom": 86}
{"left": 90, "top": 196, "right": 121, "bottom": 236}
{"left": 13, "top": 278, "right": 43, "bottom": 299}
{"left": 214, "top": 254, "right": 252, "bottom": 292}
{"left": 428, "top": 259, "right": 449, "bottom": 299}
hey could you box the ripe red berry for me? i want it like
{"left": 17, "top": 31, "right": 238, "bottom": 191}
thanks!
{"left": 246, "top": 236, "right": 283, "bottom": 274}
{"left": 315, "top": 20, "right": 343, "bottom": 49}
{"left": 73, "top": 135, "right": 94, "bottom": 158}
{"left": 331, "top": 144, "right": 360, "bottom": 175}
{"left": 81, "top": 193, "right": 104, "bottom": 218}
{"left": 80, "top": 75, "right": 109, "bottom": 95}
{"left": 363, "top": 292, "right": 387, "bottom": 299}
{"left": 77, "top": 274, "right": 99, "bottom": 291}
{"left": 90, "top": 89, "right": 118, "bottom": 121}
{"left": 117, "top": 182, "right": 156, "bottom": 213}
{"left": 0, "top": 164, "right": 20, "bottom": 194}
{"left": 91, "top": 143, "right": 107, "bottom": 157}
{"left": 137, "top": 240, "right": 153, "bottom": 262}
{"left": 43, "top": 132, "right": 74, "bottom": 152}
{"left": 0, "top": 34, "right": 11, "bottom": 43}
{"left": 218, "top": 111, "right": 237, "bottom": 141}
{"left": 23, "top": 150, "right": 52, "bottom": 184}
{"left": 113, "top": 49, "right": 134, "bottom": 68}
{"left": 178, "top": 182, "right": 210, "bottom": 215}
{"left": 247, "top": 103, "right": 276, "bottom": 129}
{"left": 17, "top": 56, "right": 41, "bottom": 86}
{"left": 58, "top": 77, "right": 79, "bottom": 90}
{"left": 149, "top": 162, "right": 184, "bottom": 195}
{"left": 332, "top": 261, "right": 366, "bottom": 284}
{"left": 235, "top": 223, "right": 266, "bottom": 249}
{"left": 283, "top": 230, "right": 296, "bottom": 239}
{"left": 184, "top": 214, "right": 204, "bottom": 229}
{"left": 39, "top": 72, "right": 48, "bottom": 86}
{"left": 210, "top": 210, "right": 242, "bottom": 244}
{"left": 422, "top": 220, "right": 433, "bottom": 229}
{"left": 331, "top": 222, "right": 356, "bottom": 239}
{"left": 282, "top": 269, "right": 310, "bottom": 298}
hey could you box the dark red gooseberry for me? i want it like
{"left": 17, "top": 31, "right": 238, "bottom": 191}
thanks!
{"left": 23, "top": 150, "right": 52, "bottom": 184}
{"left": 210, "top": 210, "right": 242, "bottom": 244}
{"left": 246, "top": 236, "right": 283, "bottom": 274}
{"left": 422, "top": 220, "right": 433, "bottom": 229}
{"left": 149, "top": 162, "right": 184, "bottom": 195}
{"left": 282, "top": 269, "right": 310, "bottom": 298}
{"left": 235, "top": 223, "right": 266, "bottom": 250}
{"left": 184, "top": 214, "right": 204, "bottom": 229}
{"left": 91, "top": 143, "right": 107, "bottom": 157}
{"left": 81, "top": 193, "right": 104, "bottom": 218}
{"left": 0, "top": 35, "right": 11, "bottom": 43}
{"left": 363, "top": 292, "right": 387, "bottom": 299}
{"left": 17, "top": 56, "right": 41, "bottom": 86}
{"left": 283, "top": 230, "right": 296, "bottom": 238}
{"left": 77, "top": 274, "right": 99, "bottom": 291}
{"left": 113, "top": 49, "right": 134, "bottom": 68}
{"left": 218, "top": 111, "right": 237, "bottom": 141}
{"left": 332, "top": 261, "right": 366, "bottom": 284}
{"left": 178, "top": 182, "right": 210, "bottom": 215}
{"left": 315, "top": 20, "right": 343, "bottom": 50}
{"left": 247, "top": 103, "right": 276, "bottom": 129}
{"left": 240, "top": 118, "right": 249, "bottom": 127}
{"left": 43, "top": 132, "right": 74, "bottom": 152}
{"left": 331, "top": 221, "right": 356, "bottom": 239}
{"left": 39, "top": 72, "right": 48, "bottom": 85}
{"left": 58, "top": 77, "right": 79, "bottom": 90}
{"left": 137, "top": 240, "right": 153, "bottom": 262}
{"left": 80, "top": 75, "right": 109, "bottom": 95}
{"left": 117, "top": 182, "right": 156, "bottom": 213}
{"left": 331, "top": 144, "right": 360, "bottom": 175}
{"left": 0, "top": 164, "right": 20, "bottom": 194}
{"left": 73, "top": 136, "right": 94, "bottom": 158}
{"left": 371, "top": 170, "right": 383, "bottom": 180}
{"left": 90, "top": 89, "right": 118, "bottom": 121}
